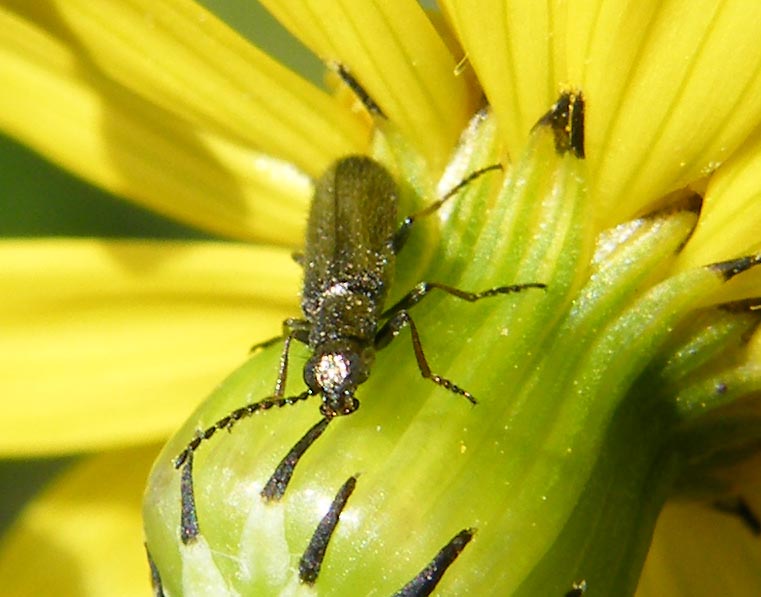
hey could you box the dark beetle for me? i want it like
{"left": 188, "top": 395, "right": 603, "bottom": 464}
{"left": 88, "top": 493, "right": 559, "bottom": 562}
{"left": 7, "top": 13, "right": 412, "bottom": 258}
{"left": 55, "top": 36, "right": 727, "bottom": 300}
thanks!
{"left": 299, "top": 156, "right": 397, "bottom": 418}
{"left": 173, "top": 154, "right": 543, "bottom": 586}
{"left": 156, "top": 88, "right": 588, "bottom": 596}
{"left": 174, "top": 155, "right": 543, "bottom": 469}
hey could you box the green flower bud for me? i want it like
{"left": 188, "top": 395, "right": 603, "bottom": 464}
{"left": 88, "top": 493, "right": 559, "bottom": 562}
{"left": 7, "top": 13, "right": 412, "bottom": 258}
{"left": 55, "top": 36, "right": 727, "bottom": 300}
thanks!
{"left": 144, "top": 97, "right": 761, "bottom": 596}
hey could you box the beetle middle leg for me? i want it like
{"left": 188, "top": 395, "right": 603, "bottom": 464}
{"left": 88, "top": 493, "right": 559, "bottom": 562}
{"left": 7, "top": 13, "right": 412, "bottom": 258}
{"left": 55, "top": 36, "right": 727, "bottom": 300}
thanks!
{"left": 271, "top": 318, "right": 310, "bottom": 398}
{"left": 376, "top": 282, "right": 545, "bottom": 403}
{"left": 375, "top": 309, "right": 477, "bottom": 404}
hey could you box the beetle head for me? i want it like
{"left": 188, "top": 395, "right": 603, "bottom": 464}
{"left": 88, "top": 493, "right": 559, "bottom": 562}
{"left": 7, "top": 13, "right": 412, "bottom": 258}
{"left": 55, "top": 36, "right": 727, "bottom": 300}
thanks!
{"left": 304, "top": 341, "right": 375, "bottom": 418}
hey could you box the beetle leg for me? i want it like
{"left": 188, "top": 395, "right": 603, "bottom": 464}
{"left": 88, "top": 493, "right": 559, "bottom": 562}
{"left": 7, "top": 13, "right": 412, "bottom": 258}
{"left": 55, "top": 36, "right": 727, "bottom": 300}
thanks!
{"left": 375, "top": 310, "right": 476, "bottom": 405}
{"left": 249, "top": 318, "right": 310, "bottom": 397}
{"left": 249, "top": 317, "right": 310, "bottom": 353}
{"left": 173, "top": 390, "right": 313, "bottom": 469}
{"left": 381, "top": 281, "right": 545, "bottom": 317}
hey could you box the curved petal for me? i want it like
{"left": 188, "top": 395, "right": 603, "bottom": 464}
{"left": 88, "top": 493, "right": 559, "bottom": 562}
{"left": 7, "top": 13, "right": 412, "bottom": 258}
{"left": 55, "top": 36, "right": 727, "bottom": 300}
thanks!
{"left": 0, "top": 239, "right": 301, "bottom": 456}
{"left": 0, "top": 2, "right": 361, "bottom": 241}
{"left": 584, "top": 1, "right": 761, "bottom": 224}
{"left": 262, "top": 0, "right": 478, "bottom": 170}
{"left": 637, "top": 487, "right": 761, "bottom": 596}
{"left": 3, "top": 0, "right": 368, "bottom": 172}
{"left": 677, "top": 129, "right": 761, "bottom": 269}
{"left": 440, "top": 0, "right": 558, "bottom": 159}
{"left": 0, "top": 446, "right": 157, "bottom": 597}
{"left": 445, "top": 0, "right": 761, "bottom": 226}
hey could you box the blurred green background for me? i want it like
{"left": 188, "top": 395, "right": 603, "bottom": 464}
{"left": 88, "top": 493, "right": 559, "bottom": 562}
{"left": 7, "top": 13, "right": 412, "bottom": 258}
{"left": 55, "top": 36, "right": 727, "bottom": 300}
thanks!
{"left": 0, "top": 0, "right": 321, "bottom": 537}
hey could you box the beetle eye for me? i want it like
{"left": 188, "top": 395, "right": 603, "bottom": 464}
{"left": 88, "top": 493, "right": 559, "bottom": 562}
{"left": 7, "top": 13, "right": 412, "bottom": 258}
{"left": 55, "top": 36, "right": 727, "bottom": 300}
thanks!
{"left": 348, "top": 353, "right": 369, "bottom": 386}
{"left": 302, "top": 359, "right": 319, "bottom": 393}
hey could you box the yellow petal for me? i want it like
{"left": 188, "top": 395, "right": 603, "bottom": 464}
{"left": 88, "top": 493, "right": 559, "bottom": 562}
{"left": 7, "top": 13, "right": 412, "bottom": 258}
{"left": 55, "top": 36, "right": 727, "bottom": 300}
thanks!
{"left": 0, "top": 239, "right": 301, "bottom": 455}
{"left": 637, "top": 490, "right": 761, "bottom": 596}
{"left": 441, "top": 0, "right": 558, "bottom": 159}
{"left": 0, "top": 2, "right": 362, "bottom": 241}
{"left": 0, "top": 446, "right": 157, "bottom": 597}
{"left": 445, "top": 0, "right": 761, "bottom": 226}
{"left": 677, "top": 129, "right": 761, "bottom": 268}
{"left": 262, "top": 0, "right": 478, "bottom": 170}
{"left": 585, "top": 1, "right": 761, "bottom": 224}
{"left": 5, "top": 0, "right": 369, "bottom": 172}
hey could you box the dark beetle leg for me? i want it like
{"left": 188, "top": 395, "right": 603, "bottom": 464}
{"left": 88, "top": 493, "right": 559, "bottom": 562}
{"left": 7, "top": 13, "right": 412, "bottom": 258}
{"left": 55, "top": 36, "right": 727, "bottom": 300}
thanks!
{"left": 382, "top": 280, "right": 546, "bottom": 318}
{"left": 273, "top": 333, "right": 297, "bottom": 399}
{"left": 249, "top": 317, "right": 309, "bottom": 353}
{"left": 249, "top": 333, "right": 283, "bottom": 353}
{"left": 374, "top": 281, "right": 545, "bottom": 404}
{"left": 173, "top": 390, "right": 313, "bottom": 469}
{"left": 249, "top": 318, "right": 311, "bottom": 397}
{"left": 274, "top": 320, "right": 311, "bottom": 397}
{"left": 375, "top": 310, "right": 476, "bottom": 405}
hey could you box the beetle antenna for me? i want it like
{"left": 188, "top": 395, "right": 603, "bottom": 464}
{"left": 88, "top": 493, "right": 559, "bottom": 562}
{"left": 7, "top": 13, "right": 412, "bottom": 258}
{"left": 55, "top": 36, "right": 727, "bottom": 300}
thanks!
{"left": 392, "top": 164, "right": 503, "bottom": 252}
{"left": 174, "top": 390, "right": 314, "bottom": 469}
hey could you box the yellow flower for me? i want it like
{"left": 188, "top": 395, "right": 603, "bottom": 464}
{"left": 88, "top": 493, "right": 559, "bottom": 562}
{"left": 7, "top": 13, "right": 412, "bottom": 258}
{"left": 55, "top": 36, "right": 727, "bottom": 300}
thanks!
{"left": 1, "top": 0, "right": 760, "bottom": 595}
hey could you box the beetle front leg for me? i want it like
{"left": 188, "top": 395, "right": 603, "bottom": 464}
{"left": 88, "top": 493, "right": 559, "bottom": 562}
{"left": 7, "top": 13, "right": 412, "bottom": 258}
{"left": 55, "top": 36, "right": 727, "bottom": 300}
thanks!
{"left": 272, "top": 318, "right": 311, "bottom": 398}
{"left": 250, "top": 317, "right": 310, "bottom": 352}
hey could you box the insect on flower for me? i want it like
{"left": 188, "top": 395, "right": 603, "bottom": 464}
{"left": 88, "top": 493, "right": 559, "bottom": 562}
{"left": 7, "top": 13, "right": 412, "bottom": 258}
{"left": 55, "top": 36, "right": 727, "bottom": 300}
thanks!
{"left": 167, "top": 72, "right": 568, "bottom": 594}
{"left": 173, "top": 157, "right": 545, "bottom": 472}
{"left": 171, "top": 154, "right": 545, "bottom": 587}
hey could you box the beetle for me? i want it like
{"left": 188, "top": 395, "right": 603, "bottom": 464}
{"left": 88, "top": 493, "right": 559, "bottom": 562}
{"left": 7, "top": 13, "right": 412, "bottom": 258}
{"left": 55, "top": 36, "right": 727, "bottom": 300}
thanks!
{"left": 174, "top": 156, "right": 545, "bottom": 473}
{"left": 170, "top": 154, "right": 544, "bottom": 591}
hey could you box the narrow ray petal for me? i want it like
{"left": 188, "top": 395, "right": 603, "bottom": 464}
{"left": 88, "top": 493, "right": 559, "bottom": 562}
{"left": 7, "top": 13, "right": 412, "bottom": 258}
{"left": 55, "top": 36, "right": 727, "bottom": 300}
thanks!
{"left": 2, "top": 0, "right": 368, "bottom": 172}
{"left": 441, "top": 0, "right": 558, "bottom": 159}
{"left": 445, "top": 0, "right": 761, "bottom": 227}
{"left": 0, "top": 3, "right": 364, "bottom": 241}
{"left": 583, "top": 1, "right": 761, "bottom": 224}
{"left": 678, "top": 130, "right": 761, "bottom": 269}
{"left": 0, "top": 446, "right": 157, "bottom": 596}
{"left": 262, "top": 0, "right": 478, "bottom": 170}
{"left": 0, "top": 239, "right": 300, "bottom": 455}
